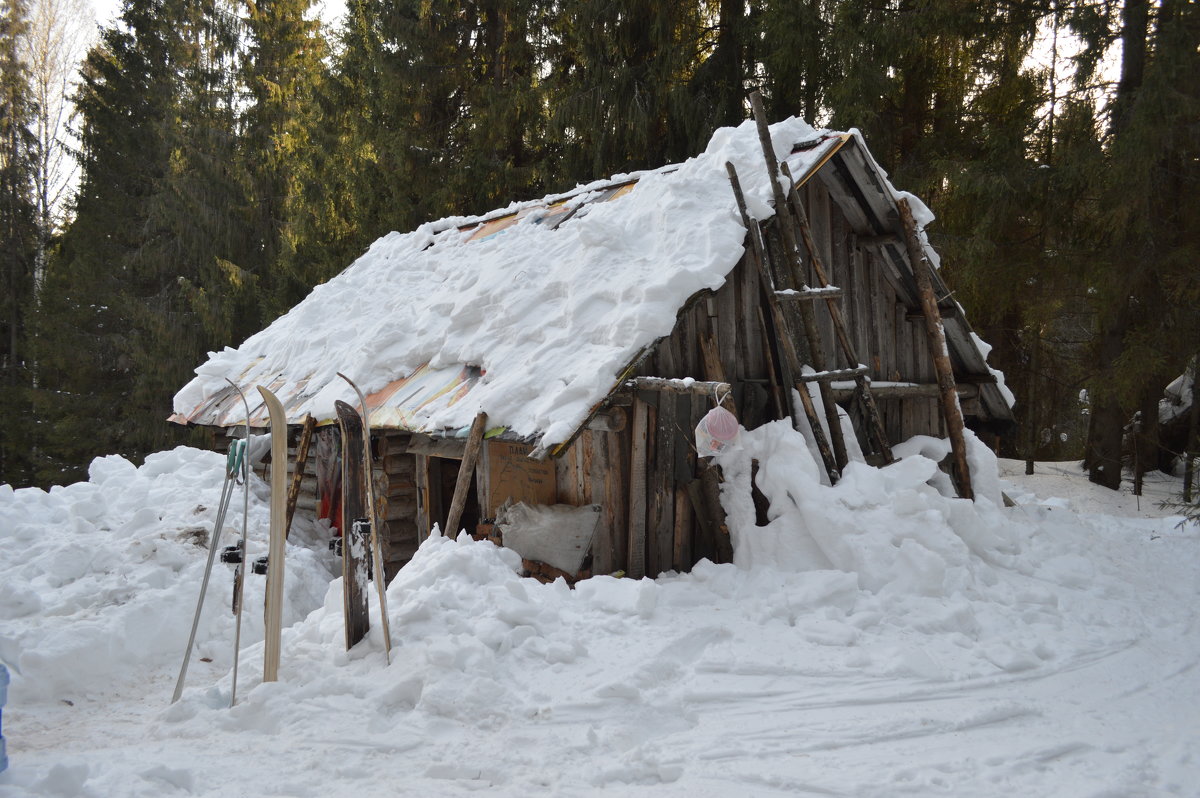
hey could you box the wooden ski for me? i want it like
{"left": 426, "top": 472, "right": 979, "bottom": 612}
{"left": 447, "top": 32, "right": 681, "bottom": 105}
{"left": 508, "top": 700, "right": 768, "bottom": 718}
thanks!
{"left": 258, "top": 386, "right": 288, "bottom": 683}
{"left": 337, "top": 373, "right": 392, "bottom": 664}
{"left": 335, "top": 400, "right": 371, "bottom": 650}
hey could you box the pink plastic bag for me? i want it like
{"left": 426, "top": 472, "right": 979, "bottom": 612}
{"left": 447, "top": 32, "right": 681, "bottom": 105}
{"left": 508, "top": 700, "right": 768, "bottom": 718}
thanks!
{"left": 695, "top": 406, "right": 740, "bottom": 457}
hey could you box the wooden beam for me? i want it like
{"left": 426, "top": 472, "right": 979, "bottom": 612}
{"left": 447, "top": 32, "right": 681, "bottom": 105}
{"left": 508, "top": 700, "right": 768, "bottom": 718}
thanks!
{"left": 828, "top": 383, "right": 980, "bottom": 401}
{"left": 626, "top": 376, "right": 732, "bottom": 405}
{"left": 407, "top": 433, "right": 467, "bottom": 458}
{"left": 444, "top": 412, "right": 487, "bottom": 537}
{"left": 775, "top": 286, "right": 843, "bottom": 301}
{"left": 797, "top": 365, "right": 870, "bottom": 383}
{"left": 897, "top": 199, "right": 974, "bottom": 500}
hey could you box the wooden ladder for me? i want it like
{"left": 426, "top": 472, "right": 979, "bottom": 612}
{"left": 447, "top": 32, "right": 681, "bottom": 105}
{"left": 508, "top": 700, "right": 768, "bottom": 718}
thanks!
{"left": 726, "top": 93, "right": 894, "bottom": 485}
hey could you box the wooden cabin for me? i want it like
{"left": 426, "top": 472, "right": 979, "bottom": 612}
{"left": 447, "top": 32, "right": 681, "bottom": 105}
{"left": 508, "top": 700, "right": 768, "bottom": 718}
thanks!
{"left": 171, "top": 117, "right": 1014, "bottom": 584}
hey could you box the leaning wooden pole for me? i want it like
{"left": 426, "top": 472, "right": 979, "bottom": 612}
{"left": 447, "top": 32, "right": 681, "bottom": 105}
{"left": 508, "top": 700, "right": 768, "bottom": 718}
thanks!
{"left": 284, "top": 414, "right": 315, "bottom": 540}
{"left": 444, "top": 412, "right": 487, "bottom": 537}
{"left": 748, "top": 91, "right": 848, "bottom": 471}
{"left": 897, "top": 199, "right": 974, "bottom": 501}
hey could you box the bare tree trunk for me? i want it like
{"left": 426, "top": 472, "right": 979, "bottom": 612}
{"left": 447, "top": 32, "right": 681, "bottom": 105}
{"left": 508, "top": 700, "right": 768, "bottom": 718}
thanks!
{"left": 1087, "top": 304, "right": 1128, "bottom": 490}
{"left": 1185, "top": 358, "right": 1198, "bottom": 503}
{"left": 1133, "top": 384, "right": 1159, "bottom": 496}
{"left": 22, "top": 0, "right": 93, "bottom": 298}
{"left": 1025, "top": 326, "right": 1040, "bottom": 475}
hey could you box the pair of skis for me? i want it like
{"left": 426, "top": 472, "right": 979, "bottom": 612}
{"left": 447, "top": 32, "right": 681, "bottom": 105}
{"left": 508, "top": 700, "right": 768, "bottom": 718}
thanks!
{"left": 335, "top": 373, "right": 392, "bottom": 664}
{"left": 172, "top": 381, "right": 280, "bottom": 707}
{"left": 172, "top": 375, "right": 392, "bottom": 707}
{"left": 249, "top": 376, "right": 391, "bottom": 679}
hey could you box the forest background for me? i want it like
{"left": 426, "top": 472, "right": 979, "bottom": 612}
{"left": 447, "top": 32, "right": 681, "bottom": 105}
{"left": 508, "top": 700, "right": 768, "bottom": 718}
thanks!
{"left": 0, "top": 0, "right": 1196, "bottom": 493}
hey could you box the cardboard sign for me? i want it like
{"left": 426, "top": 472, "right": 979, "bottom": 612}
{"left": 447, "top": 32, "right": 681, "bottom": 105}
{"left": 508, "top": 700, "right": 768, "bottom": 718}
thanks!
{"left": 484, "top": 441, "right": 556, "bottom": 518}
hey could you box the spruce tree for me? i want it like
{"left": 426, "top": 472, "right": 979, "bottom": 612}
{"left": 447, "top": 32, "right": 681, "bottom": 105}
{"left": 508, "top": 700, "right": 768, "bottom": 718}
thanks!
{"left": 1082, "top": 0, "right": 1200, "bottom": 487}
{"left": 545, "top": 0, "right": 706, "bottom": 184}
{"left": 0, "top": 0, "right": 39, "bottom": 485}
{"left": 240, "top": 0, "right": 327, "bottom": 316}
{"left": 35, "top": 0, "right": 249, "bottom": 482}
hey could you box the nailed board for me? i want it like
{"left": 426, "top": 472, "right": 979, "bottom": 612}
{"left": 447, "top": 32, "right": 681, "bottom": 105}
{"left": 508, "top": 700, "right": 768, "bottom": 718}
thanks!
{"left": 335, "top": 401, "right": 370, "bottom": 650}
{"left": 483, "top": 441, "right": 556, "bottom": 518}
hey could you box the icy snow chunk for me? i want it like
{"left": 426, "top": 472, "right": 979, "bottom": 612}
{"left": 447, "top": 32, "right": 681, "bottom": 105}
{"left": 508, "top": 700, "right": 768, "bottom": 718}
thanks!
{"left": 574, "top": 575, "right": 658, "bottom": 618}
{"left": 87, "top": 453, "right": 136, "bottom": 485}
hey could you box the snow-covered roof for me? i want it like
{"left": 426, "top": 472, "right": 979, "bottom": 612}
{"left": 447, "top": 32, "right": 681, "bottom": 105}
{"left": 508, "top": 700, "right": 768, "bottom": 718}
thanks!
{"left": 171, "top": 117, "right": 1010, "bottom": 445}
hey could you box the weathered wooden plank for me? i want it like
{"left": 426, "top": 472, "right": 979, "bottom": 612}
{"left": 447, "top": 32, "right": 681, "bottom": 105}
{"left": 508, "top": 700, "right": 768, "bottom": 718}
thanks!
{"left": 407, "top": 434, "right": 466, "bottom": 458}
{"left": 652, "top": 395, "right": 678, "bottom": 575}
{"left": 413, "top": 454, "right": 430, "bottom": 538}
{"left": 627, "top": 397, "right": 649, "bottom": 579}
{"left": 444, "top": 413, "right": 487, "bottom": 537}
{"left": 578, "top": 431, "right": 591, "bottom": 504}
{"left": 739, "top": 258, "right": 763, "bottom": 381}
{"left": 588, "top": 431, "right": 614, "bottom": 575}
{"left": 673, "top": 484, "right": 691, "bottom": 572}
{"left": 757, "top": 306, "right": 787, "bottom": 419}
{"left": 608, "top": 424, "right": 630, "bottom": 573}
{"left": 865, "top": 247, "right": 881, "bottom": 379}
{"left": 878, "top": 256, "right": 895, "bottom": 379}
{"left": 697, "top": 459, "right": 732, "bottom": 563}
{"left": 556, "top": 439, "right": 581, "bottom": 506}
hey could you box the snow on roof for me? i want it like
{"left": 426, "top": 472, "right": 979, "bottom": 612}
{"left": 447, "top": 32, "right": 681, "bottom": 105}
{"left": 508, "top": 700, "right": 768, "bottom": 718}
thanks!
{"left": 171, "top": 118, "right": 950, "bottom": 445}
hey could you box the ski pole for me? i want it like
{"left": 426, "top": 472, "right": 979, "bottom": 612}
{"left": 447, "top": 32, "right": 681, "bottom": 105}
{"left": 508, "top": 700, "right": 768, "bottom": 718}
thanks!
{"left": 228, "top": 378, "right": 253, "bottom": 708}
{"left": 172, "top": 444, "right": 242, "bottom": 703}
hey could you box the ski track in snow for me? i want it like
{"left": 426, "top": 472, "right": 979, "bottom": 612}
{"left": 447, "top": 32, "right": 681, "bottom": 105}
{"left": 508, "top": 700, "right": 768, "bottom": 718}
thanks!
{"left": 2, "top": 449, "right": 1199, "bottom": 797}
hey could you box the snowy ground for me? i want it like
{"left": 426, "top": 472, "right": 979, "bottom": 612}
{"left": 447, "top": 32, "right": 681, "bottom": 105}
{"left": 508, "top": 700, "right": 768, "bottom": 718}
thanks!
{"left": 1, "top": 437, "right": 1198, "bottom": 797}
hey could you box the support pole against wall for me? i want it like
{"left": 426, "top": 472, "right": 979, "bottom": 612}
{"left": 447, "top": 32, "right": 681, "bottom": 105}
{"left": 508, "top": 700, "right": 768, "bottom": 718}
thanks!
{"left": 897, "top": 198, "right": 974, "bottom": 501}
{"left": 444, "top": 412, "right": 488, "bottom": 537}
{"left": 284, "top": 414, "right": 316, "bottom": 540}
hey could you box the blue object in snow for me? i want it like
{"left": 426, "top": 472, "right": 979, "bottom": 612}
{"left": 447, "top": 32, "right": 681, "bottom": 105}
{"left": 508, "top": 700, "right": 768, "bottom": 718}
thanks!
{"left": 0, "top": 663, "right": 8, "bottom": 772}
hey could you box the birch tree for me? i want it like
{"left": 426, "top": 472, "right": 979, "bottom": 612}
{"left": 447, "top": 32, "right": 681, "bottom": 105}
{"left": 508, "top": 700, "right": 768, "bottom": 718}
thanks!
{"left": 21, "top": 0, "right": 92, "bottom": 295}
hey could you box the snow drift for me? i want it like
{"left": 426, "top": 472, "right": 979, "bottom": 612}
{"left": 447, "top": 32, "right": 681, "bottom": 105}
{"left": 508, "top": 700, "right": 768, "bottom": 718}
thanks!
{"left": 2, "top": 428, "right": 1198, "bottom": 796}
